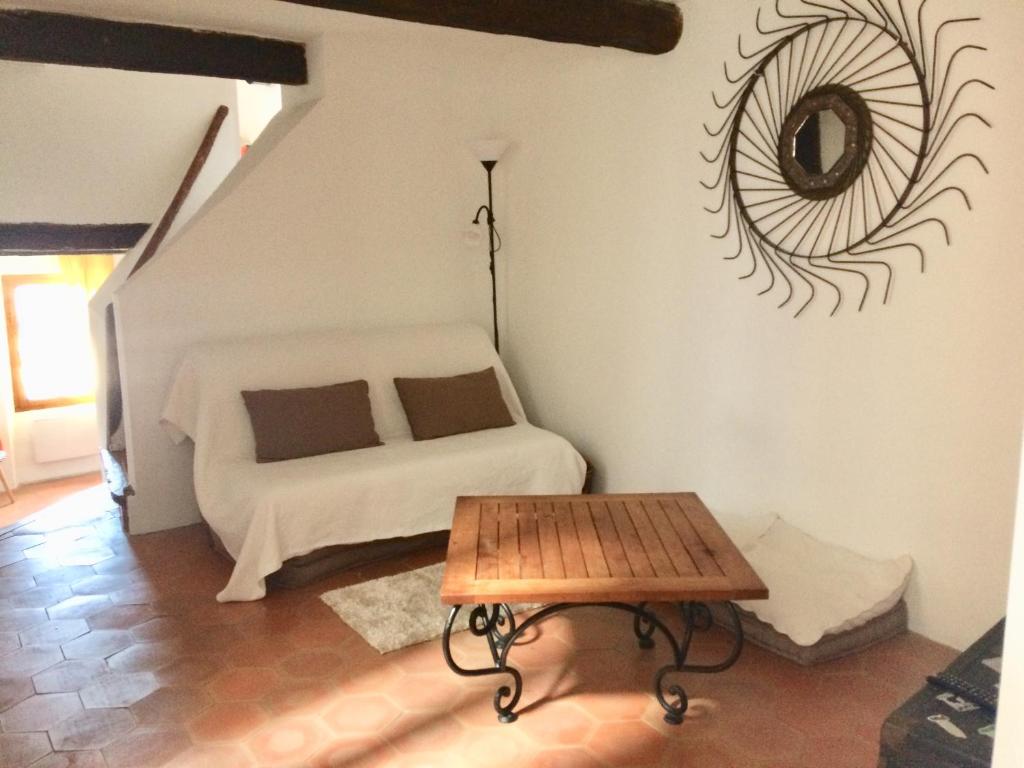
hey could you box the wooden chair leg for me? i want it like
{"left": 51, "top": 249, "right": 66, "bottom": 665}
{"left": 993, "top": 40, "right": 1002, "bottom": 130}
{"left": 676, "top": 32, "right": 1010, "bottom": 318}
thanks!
{"left": 0, "top": 464, "right": 15, "bottom": 506}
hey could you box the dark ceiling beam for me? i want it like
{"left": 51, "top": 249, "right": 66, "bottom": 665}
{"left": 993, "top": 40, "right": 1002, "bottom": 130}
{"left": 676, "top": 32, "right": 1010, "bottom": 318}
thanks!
{"left": 277, "top": 0, "right": 683, "bottom": 55}
{"left": 0, "top": 9, "right": 307, "bottom": 84}
{"left": 0, "top": 223, "right": 151, "bottom": 255}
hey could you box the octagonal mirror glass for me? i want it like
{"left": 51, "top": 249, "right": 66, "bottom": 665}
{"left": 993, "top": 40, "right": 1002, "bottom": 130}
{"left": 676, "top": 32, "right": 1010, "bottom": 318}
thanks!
{"left": 794, "top": 108, "right": 847, "bottom": 176}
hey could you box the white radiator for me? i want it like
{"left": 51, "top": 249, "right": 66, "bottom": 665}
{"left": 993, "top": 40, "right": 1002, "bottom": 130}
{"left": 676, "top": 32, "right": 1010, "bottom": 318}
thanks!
{"left": 31, "top": 410, "right": 99, "bottom": 463}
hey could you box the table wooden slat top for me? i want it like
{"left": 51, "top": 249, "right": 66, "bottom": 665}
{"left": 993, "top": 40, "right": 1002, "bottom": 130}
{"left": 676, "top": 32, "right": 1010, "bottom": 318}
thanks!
{"left": 441, "top": 493, "right": 769, "bottom": 605}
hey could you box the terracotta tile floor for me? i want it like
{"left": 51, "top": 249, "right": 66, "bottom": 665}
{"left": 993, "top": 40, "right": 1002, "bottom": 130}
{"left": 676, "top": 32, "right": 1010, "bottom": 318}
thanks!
{"left": 0, "top": 477, "right": 957, "bottom": 767}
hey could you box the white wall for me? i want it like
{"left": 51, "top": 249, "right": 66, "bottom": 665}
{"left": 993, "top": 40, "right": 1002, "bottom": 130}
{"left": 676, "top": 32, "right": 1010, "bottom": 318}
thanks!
{"left": 0, "top": 60, "right": 239, "bottom": 224}
{"left": 498, "top": 0, "right": 1024, "bottom": 649}
{"left": 116, "top": 28, "right": 505, "bottom": 533}
{"left": 89, "top": 111, "right": 242, "bottom": 459}
{"left": 993, "top": 428, "right": 1023, "bottom": 767}
{"left": 0, "top": 59, "right": 240, "bottom": 487}
{"left": 108, "top": 1, "right": 1022, "bottom": 648}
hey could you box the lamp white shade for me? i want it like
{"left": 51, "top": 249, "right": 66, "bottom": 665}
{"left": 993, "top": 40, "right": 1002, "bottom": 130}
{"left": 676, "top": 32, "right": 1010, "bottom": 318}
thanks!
{"left": 469, "top": 138, "right": 510, "bottom": 164}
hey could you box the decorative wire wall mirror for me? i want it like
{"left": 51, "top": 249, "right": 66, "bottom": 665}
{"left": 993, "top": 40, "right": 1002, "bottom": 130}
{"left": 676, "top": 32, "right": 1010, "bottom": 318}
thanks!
{"left": 702, "top": 0, "right": 992, "bottom": 316}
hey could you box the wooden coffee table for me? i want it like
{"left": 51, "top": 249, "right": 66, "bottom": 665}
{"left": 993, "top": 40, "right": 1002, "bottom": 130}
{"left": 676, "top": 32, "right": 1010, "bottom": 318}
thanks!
{"left": 439, "top": 493, "right": 768, "bottom": 724}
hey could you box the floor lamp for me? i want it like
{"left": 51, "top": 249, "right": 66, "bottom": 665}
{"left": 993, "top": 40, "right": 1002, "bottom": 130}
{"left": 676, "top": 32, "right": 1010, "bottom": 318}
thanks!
{"left": 469, "top": 139, "right": 509, "bottom": 353}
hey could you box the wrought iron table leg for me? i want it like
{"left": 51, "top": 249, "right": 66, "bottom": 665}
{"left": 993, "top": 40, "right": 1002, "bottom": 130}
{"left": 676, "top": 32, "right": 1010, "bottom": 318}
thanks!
{"left": 633, "top": 601, "right": 656, "bottom": 649}
{"left": 441, "top": 604, "right": 523, "bottom": 723}
{"left": 441, "top": 601, "right": 745, "bottom": 725}
{"left": 679, "top": 601, "right": 745, "bottom": 674}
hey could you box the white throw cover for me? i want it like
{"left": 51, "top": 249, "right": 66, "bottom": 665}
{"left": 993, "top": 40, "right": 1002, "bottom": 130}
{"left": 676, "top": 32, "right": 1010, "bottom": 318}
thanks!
{"left": 161, "top": 323, "right": 586, "bottom": 602}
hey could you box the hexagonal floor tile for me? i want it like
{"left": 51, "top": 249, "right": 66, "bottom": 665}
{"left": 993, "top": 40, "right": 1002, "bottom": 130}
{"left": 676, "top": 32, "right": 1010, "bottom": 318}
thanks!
{"left": 530, "top": 747, "right": 607, "bottom": 768}
{"left": 208, "top": 666, "right": 280, "bottom": 702}
{"left": 0, "top": 608, "right": 48, "bottom": 634}
{"left": 187, "top": 702, "right": 269, "bottom": 743}
{"left": 280, "top": 649, "right": 345, "bottom": 678}
{"left": 70, "top": 574, "right": 135, "bottom": 596}
{"left": 110, "top": 583, "right": 162, "bottom": 605}
{"left": 0, "top": 631, "right": 20, "bottom": 654}
{"left": 334, "top": 659, "right": 404, "bottom": 695}
{"left": 0, "top": 549, "right": 26, "bottom": 569}
{"left": 459, "top": 727, "right": 532, "bottom": 768}
{"left": 382, "top": 711, "right": 465, "bottom": 754}
{"left": 153, "top": 656, "right": 220, "bottom": 687}
{"left": 719, "top": 708, "right": 806, "bottom": 765}
{"left": 0, "top": 675, "right": 34, "bottom": 711}
{"left": 32, "top": 566, "right": 95, "bottom": 587}
{"left": 587, "top": 720, "right": 668, "bottom": 766}
{"left": 0, "top": 732, "right": 52, "bottom": 768}
{"left": 262, "top": 679, "right": 333, "bottom": 717}
{"left": 165, "top": 743, "right": 257, "bottom": 768}
{"left": 501, "top": 632, "right": 575, "bottom": 671}
{"left": 388, "top": 640, "right": 451, "bottom": 676}
{"left": 49, "top": 708, "right": 136, "bottom": 751}
{"left": 47, "top": 596, "right": 112, "bottom": 621}
{"left": 245, "top": 718, "right": 331, "bottom": 766}
{"left": 0, "top": 692, "right": 84, "bottom": 732}
{"left": 0, "top": 475, "right": 968, "bottom": 768}
{"left": 19, "top": 619, "right": 89, "bottom": 646}
{"left": 106, "top": 642, "right": 183, "bottom": 673}
{"left": 86, "top": 605, "right": 159, "bottom": 631}
{"left": 79, "top": 672, "right": 160, "bottom": 708}
{"left": 176, "top": 625, "right": 244, "bottom": 657}
{"left": 797, "top": 734, "right": 878, "bottom": 768}
{"left": 572, "top": 689, "right": 653, "bottom": 722}
{"left": 59, "top": 547, "right": 114, "bottom": 568}
{"left": 29, "top": 750, "right": 107, "bottom": 768}
{"left": 102, "top": 726, "right": 193, "bottom": 768}
{"left": 0, "top": 644, "right": 63, "bottom": 677}
{"left": 4, "top": 584, "right": 72, "bottom": 609}
{"left": 130, "top": 617, "right": 189, "bottom": 643}
{"left": 33, "top": 659, "right": 108, "bottom": 694}
{"left": 131, "top": 686, "right": 212, "bottom": 725}
{"left": 0, "top": 576, "right": 35, "bottom": 597}
{"left": 381, "top": 672, "right": 465, "bottom": 712}
{"left": 310, "top": 736, "right": 396, "bottom": 768}
{"left": 62, "top": 629, "right": 133, "bottom": 659}
{"left": 518, "top": 700, "right": 596, "bottom": 746}
{"left": 284, "top": 614, "right": 354, "bottom": 650}
{"left": 222, "top": 637, "right": 297, "bottom": 667}
{"left": 322, "top": 694, "right": 402, "bottom": 734}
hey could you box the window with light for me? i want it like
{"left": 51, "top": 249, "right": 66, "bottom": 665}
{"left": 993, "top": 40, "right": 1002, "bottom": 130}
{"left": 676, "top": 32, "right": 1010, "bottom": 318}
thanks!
{"left": 3, "top": 255, "right": 113, "bottom": 412}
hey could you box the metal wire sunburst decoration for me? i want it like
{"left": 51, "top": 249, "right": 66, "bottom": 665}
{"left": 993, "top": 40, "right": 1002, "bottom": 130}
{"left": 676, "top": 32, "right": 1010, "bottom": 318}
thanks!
{"left": 703, "top": 0, "right": 992, "bottom": 316}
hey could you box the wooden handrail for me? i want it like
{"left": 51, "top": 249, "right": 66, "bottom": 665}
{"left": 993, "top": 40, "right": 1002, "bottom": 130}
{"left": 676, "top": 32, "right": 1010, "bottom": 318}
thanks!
{"left": 129, "top": 105, "right": 229, "bottom": 278}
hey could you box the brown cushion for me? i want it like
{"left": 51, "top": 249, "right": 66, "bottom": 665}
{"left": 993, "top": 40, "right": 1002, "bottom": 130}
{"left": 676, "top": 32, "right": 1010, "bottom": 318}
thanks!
{"left": 394, "top": 367, "right": 515, "bottom": 441}
{"left": 241, "top": 380, "right": 381, "bottom": 463}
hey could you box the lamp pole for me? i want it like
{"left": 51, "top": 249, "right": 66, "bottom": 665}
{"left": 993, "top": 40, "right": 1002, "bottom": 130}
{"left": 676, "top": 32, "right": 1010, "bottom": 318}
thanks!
{"left": 475, "top": 159, "right": 499, "bottom": 353}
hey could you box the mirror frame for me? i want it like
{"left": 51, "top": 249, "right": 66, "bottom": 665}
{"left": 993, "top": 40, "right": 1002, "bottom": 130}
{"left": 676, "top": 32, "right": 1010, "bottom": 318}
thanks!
{"left": 778, "top": 84, "right": 873, "bottom": 202}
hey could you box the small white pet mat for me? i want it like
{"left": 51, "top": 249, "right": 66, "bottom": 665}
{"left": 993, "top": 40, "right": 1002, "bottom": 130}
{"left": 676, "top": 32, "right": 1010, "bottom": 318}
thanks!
{"left": 736, "top": 517, "right": 912, "bottom": 647}
{"left": 321, "top": 563, "right": 534, "bottom": 653}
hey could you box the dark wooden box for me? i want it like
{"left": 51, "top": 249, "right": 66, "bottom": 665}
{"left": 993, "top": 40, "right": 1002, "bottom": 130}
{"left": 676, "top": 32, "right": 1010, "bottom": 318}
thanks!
{"left": 878, "top": 621, "right": 1003, "bottom": 768}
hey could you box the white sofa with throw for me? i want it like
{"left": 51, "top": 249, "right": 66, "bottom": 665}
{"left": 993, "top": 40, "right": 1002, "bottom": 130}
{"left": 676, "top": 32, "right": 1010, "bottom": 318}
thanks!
{"left": 161, "top": 323, "right": 586, "bottom": 602}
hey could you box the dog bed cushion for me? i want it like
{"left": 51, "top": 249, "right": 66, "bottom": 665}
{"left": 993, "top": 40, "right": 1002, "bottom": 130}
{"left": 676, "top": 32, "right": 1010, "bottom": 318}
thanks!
{"left": 735, "top": 518, "right": 913, "bottom": 647}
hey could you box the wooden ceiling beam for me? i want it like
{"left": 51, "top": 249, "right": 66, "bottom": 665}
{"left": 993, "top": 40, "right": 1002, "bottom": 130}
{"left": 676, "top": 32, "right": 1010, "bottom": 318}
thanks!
{"left": 277, "top": 0, "right": 683, "bottom": 55}
{"left": 0, "top": 223, "right": 151, "bottom": 255}
{"left": 0, "top": 9, "right": 307, "bottom": 84}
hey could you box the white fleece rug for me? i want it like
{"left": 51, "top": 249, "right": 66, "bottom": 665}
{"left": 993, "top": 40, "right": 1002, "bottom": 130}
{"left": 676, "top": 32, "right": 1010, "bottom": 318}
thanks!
{"left": 320, "top": 563, "right": 534, "bottom": 654}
